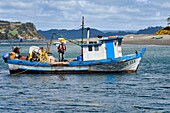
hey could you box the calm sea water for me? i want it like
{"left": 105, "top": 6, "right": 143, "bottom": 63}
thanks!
{"left": 0, "top": 43, "right": 169, "bottom": 113}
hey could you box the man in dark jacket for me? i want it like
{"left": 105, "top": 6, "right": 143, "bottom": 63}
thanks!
{"left": 57, "top": 42, "right": 66, "bottom": 62}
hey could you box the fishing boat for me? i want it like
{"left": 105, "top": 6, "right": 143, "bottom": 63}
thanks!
{"left": 2, "top": 17, "right": 146, "bottom": 74}
{"left": 2, "top": 36, "right": 146, "bottom": 74}
{"left": 151, "top": 36, "right": 163, "bottom": 39}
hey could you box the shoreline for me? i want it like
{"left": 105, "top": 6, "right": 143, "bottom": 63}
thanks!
{"left": 1, "top": 34, "right": 170, "bottom": 46}
{"left": 123, "top": 34, "right": 170, "bottom": 45}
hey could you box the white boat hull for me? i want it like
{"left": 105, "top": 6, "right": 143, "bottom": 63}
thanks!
{"left": 8, "top": 57, "right": 141, "bottom": 74}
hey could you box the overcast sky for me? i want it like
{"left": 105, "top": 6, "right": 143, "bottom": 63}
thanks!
{"left": 0, "top": 0, "right": 169, "bottom": 30}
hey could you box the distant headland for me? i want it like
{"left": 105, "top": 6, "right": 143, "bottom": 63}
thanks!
{"left": 0, "top": 20, "right": 44, "bottom": 40}
{"left": 37, "top": 26, "right": 164, "bottom": 40}
{"left": 0, "top": 20, "right": 170, "bottom": 46}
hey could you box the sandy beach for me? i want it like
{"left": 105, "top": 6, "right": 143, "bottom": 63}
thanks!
{"left": 75, "top": 34, "right": 170, "bottom": 46}
{"left": 123, "top": 34, "right": 170, "bottom": 45}
{"left": 1, "top": 34, "right": 170, "bottom": 46}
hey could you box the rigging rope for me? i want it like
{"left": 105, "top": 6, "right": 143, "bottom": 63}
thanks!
{"left": 143, "top": 55, "right": 153, "bottom": 64}
{"left": 11, "top": 61, "right": 41, "bottom": 75}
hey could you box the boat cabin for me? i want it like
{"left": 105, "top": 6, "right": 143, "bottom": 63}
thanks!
{"left": 81, "top": 36, "right": 123, "bottom": 61}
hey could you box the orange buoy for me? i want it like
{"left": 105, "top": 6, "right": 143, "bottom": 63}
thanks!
{"left": 108, "top": 36, "right": 116, "bottom": 38}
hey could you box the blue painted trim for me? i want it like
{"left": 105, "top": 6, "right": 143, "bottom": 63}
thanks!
{"left": 101, "top": 38, "right": 116, "bottom": 41}
{"left": 69, "top": 59, "right": 112, "bottom": 66}
{"left": 116, "top": 48, "right": 146, "bottom": 61}
{"left": 141, "top": 48, "right": 146, "bottom": 55}
{"left": 7, "top": 59, "right": 50, "bottom": 67}
{"left": 117, "top": 36, "right": 124, "bottom": 39}
{"left": 105, "top": 40, "right": 114, "bottom": 59}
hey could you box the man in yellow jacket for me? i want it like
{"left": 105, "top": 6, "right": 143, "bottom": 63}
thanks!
{"left": 28, "top": 50, "right": 40, "bottom": 61}
{"left": 39, "top": 47, "right": 48, "bottom": 62}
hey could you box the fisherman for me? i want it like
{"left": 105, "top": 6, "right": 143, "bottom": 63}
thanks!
{"left": 12, "top": 46, "right": 21, "bottom": 59}
{"left": 28, "top": 50, "right": 40, "bottom": 62}
{"left": 39, "top": 47, "right": 48, "bottom": 62}
{"left": 57, "top": 42, "right": 66, "bottom": 62}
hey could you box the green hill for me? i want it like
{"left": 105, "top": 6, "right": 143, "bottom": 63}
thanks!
{"left": 0, "top": 20, "right": 44, "bottom": 40}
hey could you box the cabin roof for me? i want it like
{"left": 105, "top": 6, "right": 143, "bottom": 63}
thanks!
{"left": 80, "top": 42, "right": 102, "bottom": 47}
{"left": 80, "top": 36, "right": 123, "bottom": 47}
{"left": 100, "top": 36, "right": 123, "bottom": 41}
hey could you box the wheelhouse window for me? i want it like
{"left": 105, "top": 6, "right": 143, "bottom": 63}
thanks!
{"left": 94, "top": 45, "right": 99, "bottom": 51}
{"left": 88, "top": 45, "right": 92, "bottom": 51}
{"left": 118, "top": 38, "right": 122, "bottom": 46}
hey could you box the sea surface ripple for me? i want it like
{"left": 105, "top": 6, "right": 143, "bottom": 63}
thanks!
{"left": 0, "top": 43, "right": 169, "bottom": 112}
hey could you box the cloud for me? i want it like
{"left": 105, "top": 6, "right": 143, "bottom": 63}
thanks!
{"left": 0, "top": 0, "right": 168, "bottom": 30}
{"left": 136, "top": 0, "right": 148, "bottom": 4}
{"left": 156, "top": 12, "right": 160, "bottom": 17}
{"left": 154, "top": 1, "right": 170, "bottom": 9}
{"left": 0, "top": 1, "right": 33, "bottom": 9}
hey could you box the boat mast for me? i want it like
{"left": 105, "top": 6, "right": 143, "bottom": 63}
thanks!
{"left": 81, "top": 16, "right": 84, "bottom": 60}
{"left": 81, "top": 16, "right": 84, "bottom": 44}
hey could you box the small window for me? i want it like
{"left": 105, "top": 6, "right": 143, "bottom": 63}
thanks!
{"left": 88, "top": 45, "right": 92, "bottom": 51}
{"left": 94, "top": 45, "right": 99, "bottom": 51}
{"left": 118, "top": 38, "right": 122, "bottom": 46}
